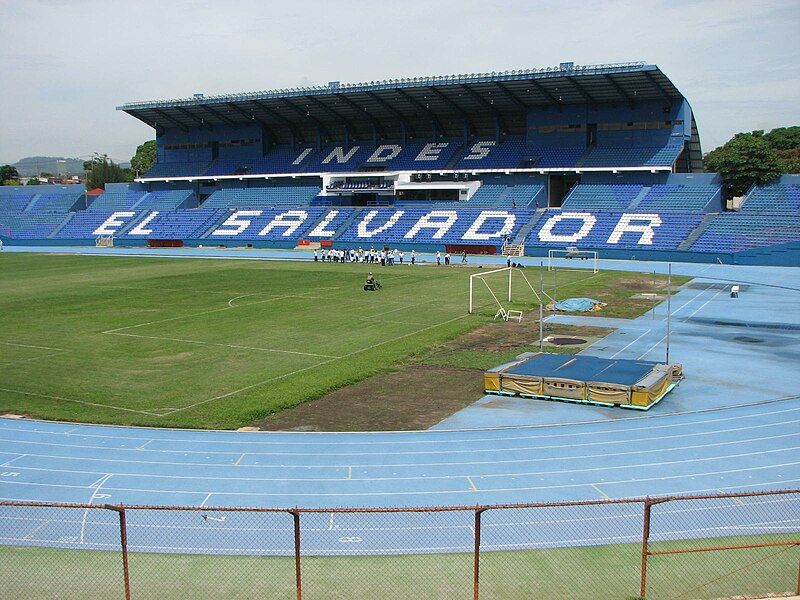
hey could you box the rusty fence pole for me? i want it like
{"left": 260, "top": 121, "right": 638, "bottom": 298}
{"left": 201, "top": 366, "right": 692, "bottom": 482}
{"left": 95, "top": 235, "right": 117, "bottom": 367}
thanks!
{"left": 796, "top": 558, "right": 800, "bottom": 595}
{"left": 292, "top": 510, "right": 302, "bottom": 600}
{"left": 640, "top": 498, "right": 652, "bottom": 599}
{"left": 114, "top": 505, "right": 132, "bottom": 600}
{"left": 473, "top": 507, "right": 485, "bottom": 600}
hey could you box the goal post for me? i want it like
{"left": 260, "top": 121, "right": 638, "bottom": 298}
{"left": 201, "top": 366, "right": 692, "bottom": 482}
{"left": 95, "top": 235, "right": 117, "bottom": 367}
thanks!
{"left": 468, "top": 266, "right": 551, "bottom": 316}
{"left": 95, "top": 234, "right": 114, "bottom": 248}
{"left": 547, "top": 248, "right": 598, "bottom": 273}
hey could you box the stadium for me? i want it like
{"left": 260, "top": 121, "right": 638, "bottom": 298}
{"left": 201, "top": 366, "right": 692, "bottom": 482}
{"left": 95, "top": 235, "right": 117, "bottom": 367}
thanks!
{"left": 1, "top": 60, "right": 799, "bottom": 599}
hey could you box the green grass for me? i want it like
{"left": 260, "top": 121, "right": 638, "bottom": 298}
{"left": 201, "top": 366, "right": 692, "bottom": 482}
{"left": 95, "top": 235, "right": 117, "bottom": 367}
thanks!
{"left": 0, "top": 253, "right": 685, "bottom": 429}
{"left": 0, "top": 533, "right": 795, "bottom": 599}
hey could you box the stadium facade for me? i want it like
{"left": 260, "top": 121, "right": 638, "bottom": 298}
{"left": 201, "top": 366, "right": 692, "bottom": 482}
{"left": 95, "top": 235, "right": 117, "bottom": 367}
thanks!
{"left": 1, "top": 62, "right": 799, "bottom": 264}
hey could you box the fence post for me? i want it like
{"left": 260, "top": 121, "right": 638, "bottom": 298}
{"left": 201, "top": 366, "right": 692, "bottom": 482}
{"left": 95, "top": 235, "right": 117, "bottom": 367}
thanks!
{"left": 114, "top": 505, "right": 132, "bottom": 600}
{"left": 292, "top": 509, "right": 302, "bottom": 600}
{"left": 640, "top": 498, "right": 652, "bottom": 599}
{"left": 473, "top": 507, "right": 484, "bottom": 600}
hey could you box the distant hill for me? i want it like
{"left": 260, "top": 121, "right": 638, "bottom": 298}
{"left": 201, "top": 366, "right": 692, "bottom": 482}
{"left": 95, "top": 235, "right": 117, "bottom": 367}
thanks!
{"left": 10, "top": 156, "right": 130, "bottom": 177}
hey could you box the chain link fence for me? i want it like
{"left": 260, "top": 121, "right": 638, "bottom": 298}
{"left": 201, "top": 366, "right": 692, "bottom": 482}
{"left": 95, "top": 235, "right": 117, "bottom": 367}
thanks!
{"left": 1, "top": 490, "right": 798, "bottom": 600}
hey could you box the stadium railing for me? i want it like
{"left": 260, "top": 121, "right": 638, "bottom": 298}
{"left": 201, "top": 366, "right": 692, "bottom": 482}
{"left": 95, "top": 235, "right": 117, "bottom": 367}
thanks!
{"left": 1, "top": 489, "right": 797, "bottom": 599}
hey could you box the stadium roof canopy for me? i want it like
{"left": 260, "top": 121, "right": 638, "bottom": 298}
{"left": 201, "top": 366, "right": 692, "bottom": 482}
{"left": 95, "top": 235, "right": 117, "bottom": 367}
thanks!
{"left": 118, "top": 62, "right": 688, "bottom": 144}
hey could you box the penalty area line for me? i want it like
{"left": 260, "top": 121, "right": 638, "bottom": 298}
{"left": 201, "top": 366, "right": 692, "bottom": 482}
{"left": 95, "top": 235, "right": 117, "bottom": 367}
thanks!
{"left": 0, "top": 387, "right": 164, "bottom": 416}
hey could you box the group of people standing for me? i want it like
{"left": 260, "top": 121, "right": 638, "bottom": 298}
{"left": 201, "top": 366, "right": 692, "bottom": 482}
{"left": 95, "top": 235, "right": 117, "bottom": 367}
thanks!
{"left": 314, "top": 246, "right": 416, "bottom": 266}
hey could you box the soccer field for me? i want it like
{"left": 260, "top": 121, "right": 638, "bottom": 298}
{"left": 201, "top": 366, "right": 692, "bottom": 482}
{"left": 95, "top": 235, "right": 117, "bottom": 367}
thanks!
{"left": 0, "top": 253, "right": 679, "bottom": 429}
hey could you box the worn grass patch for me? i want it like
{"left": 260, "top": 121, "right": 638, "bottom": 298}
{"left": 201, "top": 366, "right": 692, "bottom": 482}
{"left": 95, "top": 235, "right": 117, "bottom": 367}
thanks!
{"left": 0, "top": 253, "right": 684, "bottom": 429}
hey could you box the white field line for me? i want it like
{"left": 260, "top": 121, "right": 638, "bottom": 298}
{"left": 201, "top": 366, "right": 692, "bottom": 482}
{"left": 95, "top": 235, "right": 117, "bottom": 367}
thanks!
{"left": 0, "top": 350, "right": 68, "bottom": 367}
{"left": 158, "top": 311, "right": 474, "bottom": 416}
{"left": 0, "top": 387, "right": 163, "bottom": 416}
{"left": 199, "top": 492, "right": 212, "bottom": 507}
{"left": 3, "top": 443, "right": 797, "bottom": 484}
{"left": 79, "top": 473, "right": 112, "bottom": 544}
{"left": 0, "top": 432, "right": 795, "bottom": 473}
{"left": 2, "top": 402, "right": 796, "bottom": 447}
{"left": 0, "top": 340, "right": 66, "bottom": 351}
{"left": 3, "top": 462, "right": 799, "bottom": 498}
{"left": 1, "top": 454, "right": 25, "bottom": 467}
{"left": 21, "top": 519, "right": 51, "bottom": 540}
{"left": 104, "top": 332, "right": 340, "bottom": 359}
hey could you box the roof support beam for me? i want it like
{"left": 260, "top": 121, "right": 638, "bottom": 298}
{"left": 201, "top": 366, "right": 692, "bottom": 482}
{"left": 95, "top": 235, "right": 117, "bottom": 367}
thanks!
{"left": 224, "top": 102, "right": 279, "bottom": 141}
{"left": 426, "top": 87, "right": 475, "bottom": 136}
{"left": 172, "top": 106, "right": 212, "bottom": 129}
{"left": 275, "top": 97, "right": 331, "bottom": 141}
{"left": 301, "top": 95, "right": 359, "bottom": 139}
{"left": 491, "top": 81, "right": 528, "bottom": 111}
{"left": 151, "top": 108, "right": 189, "bottom": 132}
{"left": 641, "top": 70, "right": 673, "bottom": 105}
{"left": 335, "top": 93, "right": 387, "bottom": 139}
{"left": 199, "top": 104, "right": 240, "bottom": 127}
{"left": 603, "top": 74, "right": 636, "bottom": 106}
{"left": 251, "top": 100, "right": 305, "bottom": 144}
{"left": 524, "top": 79, "right": 562, "bottom": 106}
{"left": 365, "top": 91, "right": 415, "bottom": 137}
{"left": 565, "top": 77, "right": 599, "bottom": 106}
{"left": 458, "top": 85, "right": 507, "bottom": 134}
{"left": 395, "top": 89, "right": 445, "bottom": 137}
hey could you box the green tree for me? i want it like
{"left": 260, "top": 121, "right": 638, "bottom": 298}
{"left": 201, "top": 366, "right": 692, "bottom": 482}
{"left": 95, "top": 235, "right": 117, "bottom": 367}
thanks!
{"left": 130, "top": 140, "right": 157, "bottom": 176}
{"left": 26, "top": 177, "right": 42, "bottom": 185}
{"left": 705, "top": 132, "right": 783, "bottom": 197}
{"left": 763, "top": 126, "right": 800, "bottom": 151}
{"left": 84, "top": 154, "right": 133, "bottom": 189}
{"left": 0, "top": 165, "right": 20, "bottom": 184}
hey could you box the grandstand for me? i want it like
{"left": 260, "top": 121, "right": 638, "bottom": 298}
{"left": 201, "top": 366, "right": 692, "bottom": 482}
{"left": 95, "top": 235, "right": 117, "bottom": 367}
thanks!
{"left": 1, "top": 64, "right": 798, "bottom": 265}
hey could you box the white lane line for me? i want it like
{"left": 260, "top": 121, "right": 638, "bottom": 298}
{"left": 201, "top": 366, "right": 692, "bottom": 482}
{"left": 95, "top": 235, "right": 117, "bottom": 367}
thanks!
{"left": 0, "top": 387, "right": 163, "bottom": 416}
{"left": 1, "top": 454, "right": 25, "bottom": 467}
{"left": 80, "top": 473, "right": 112, "bottom": 544}
{"left": 160, "top": 311, "right": 474, "bottom": 415}
{"left": 4, "top": 462, "right": 798, "bottom": 498}
{"left": 0, "top": 341, "right": 66, "bottom": 351}
{"left": 609, "top": 329, "right": 652, "bottom": 359}
{"left": 590, "top": 483, "right": 610, "bottom": 499}
{"left": 88, "top": 473, "right": 113, "bottom": 488}
{"left": 1, "top": 402, "right": 796, "bottom": 447}
{"left": 104, "top": 332, "right": 340, "bottom": 359}
{"left": 0, "top": 423, "right": 796, "bottom": 462}
{"left": 639, "top": 287, "right": 726, "bottom": 359}
{"left": 199, "top": 492, "right": 212, "bottom": 507}
{"left": 682, "top": 287, "right": 726, "bottom": 322}
{"left": 234, "top": 453, "right": 245, "bottom": 466}
{"left": 136, "top": 440, "right": 153, "bottom": 451}
{"left": 4, "top": 443, "right": 796, "bottom": 484}
{"left": 328, "top": 513, "right": 335, "bottom": 530}
{"left": 22, "top": 519, "right": 51, "bottom": 540}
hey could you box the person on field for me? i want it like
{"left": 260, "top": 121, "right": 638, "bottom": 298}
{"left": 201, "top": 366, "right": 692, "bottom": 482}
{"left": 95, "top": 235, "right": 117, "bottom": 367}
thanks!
{"left": 411, "top": 249, "right": 416, "bottom": 265}
{"left": 436, "top": 250, "right": 441, "bottom": 266}
{"left": 461, "top": 250, "right": 467, "bottom": 263}
{"left": 399, "top": 250, "right": 404, "bottom": 265}
{"left": 444, "top": 252, "right": 450, "bottom": 266}
{"left": 313, "top": 248, "right": 318, "bottom": 262}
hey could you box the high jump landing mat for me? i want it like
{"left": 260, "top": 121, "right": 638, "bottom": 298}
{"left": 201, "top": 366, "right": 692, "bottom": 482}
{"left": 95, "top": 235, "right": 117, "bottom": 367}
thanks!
{"left": 484, "top": 352, "right": 683, "bottom": 410}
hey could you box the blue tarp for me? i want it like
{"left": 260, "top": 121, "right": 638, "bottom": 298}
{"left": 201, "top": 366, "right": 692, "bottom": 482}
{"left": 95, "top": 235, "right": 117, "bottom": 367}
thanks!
{"left": 551, "top": 297, "right": 605, "bottom": 312}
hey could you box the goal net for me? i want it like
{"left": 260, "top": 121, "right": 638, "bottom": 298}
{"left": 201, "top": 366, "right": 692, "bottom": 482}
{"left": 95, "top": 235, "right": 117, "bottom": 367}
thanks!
{"left": 468, "top": 267, "right": 551, "bottom": 321}
{"left": 95, "top": 235, "right": 114, "bottom": 248}
{"left": 547, "top": 248, "right": 598, "bottom": 273}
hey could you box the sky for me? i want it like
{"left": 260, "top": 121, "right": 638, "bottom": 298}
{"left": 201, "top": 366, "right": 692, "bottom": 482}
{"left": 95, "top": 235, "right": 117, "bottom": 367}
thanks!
{"left": 0, "top": 0, "right": 798, "bottom": 164}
